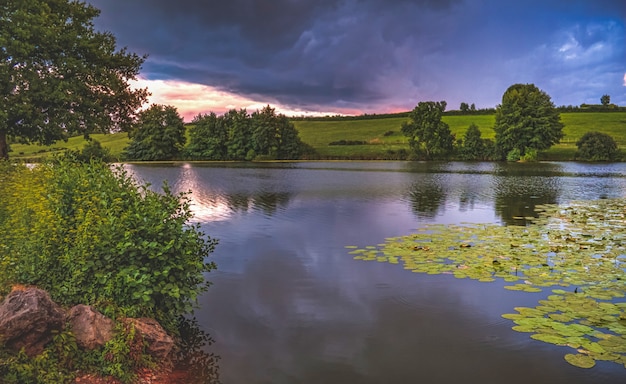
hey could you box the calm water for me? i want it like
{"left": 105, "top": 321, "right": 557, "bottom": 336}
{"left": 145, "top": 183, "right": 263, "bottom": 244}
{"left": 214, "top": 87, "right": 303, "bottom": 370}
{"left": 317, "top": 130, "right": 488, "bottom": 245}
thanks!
{"left": 126, "top": 161, "right": 626, "bottom": 384}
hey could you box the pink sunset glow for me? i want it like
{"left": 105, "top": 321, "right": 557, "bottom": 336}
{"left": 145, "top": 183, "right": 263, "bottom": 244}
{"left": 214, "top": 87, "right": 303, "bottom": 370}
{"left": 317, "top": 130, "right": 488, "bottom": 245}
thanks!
{"left": 130, "top": 78, "right": 353, "bottom": 121}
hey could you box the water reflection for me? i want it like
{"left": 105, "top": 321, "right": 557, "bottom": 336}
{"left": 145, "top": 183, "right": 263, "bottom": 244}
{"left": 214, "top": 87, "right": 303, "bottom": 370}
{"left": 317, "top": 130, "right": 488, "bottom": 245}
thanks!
{"left": 124, "top": 162, "right": 626, "bottom": 384}
{"left": 174, "top": 316, "right": 220, "bottom": 384}
{"left": 493, "top": 175, "right": 559, "bottom": 226}
{"left": 406, "top": 176, "right": 446, "bottom": 218}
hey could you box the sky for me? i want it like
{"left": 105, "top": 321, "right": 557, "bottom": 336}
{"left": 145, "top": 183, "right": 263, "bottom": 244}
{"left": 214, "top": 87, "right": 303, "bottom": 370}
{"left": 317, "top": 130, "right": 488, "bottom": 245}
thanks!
{"left": 86, "top": 0, "right": 626, "bottom": 120}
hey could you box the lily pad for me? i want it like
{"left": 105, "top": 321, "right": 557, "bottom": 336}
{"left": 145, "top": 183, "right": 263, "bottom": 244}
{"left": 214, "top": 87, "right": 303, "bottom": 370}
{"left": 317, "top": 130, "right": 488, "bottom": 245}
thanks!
{"left": 348, "top": 197, "right": 626, "bottom": 369}
{"left": 564, "top": 353, "right": 596, "bottom": 368}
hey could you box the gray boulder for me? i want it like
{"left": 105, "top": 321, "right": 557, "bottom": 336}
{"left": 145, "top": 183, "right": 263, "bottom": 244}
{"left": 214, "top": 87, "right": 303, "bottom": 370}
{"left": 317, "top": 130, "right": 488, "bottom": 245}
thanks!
{"left": 67, "top": 304, "right": 115, "bottom": 350}
{"left": 0, "top": 287, "right": 65, "bottom": 356}
{"left": 127, "top": 317, "right": 174, "bottom": 361}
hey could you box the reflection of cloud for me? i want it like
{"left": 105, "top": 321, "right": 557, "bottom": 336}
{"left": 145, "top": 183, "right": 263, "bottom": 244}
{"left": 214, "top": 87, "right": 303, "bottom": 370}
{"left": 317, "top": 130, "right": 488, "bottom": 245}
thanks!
{"left": 176, "top": 164, "right": 232, "bottom": 222}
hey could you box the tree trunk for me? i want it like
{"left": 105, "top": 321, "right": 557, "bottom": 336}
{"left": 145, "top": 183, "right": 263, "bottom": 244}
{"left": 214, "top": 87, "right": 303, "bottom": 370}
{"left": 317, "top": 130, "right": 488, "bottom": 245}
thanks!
{"left": 0, "top": 131, "right": 8, "bottom": 160}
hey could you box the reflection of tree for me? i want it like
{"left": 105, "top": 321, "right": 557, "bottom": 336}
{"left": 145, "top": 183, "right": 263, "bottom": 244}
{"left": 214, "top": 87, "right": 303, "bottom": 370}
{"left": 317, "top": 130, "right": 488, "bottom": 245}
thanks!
{"left": 175, "top": 316, "right": 220, "bottom": 383}
{"left": 224, "top": 191, "right": 291, "bottom": 216}
{"left": 407, "top": 177, "right": 446, "bottom": 219}
{"left": 493, "top": 163, "right": 562, "bottom": 226}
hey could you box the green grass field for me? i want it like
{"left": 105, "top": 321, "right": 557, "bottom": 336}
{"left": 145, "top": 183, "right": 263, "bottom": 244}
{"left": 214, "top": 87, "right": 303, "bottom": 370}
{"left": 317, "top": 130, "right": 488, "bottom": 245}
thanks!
{"left": 8, "top": 112, "right": 626, "bottom": 161}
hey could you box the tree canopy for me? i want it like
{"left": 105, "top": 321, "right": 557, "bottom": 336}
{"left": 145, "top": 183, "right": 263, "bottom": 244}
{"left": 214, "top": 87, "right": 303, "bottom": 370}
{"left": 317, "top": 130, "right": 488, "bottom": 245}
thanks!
{"left": 0, "top": 0, "right": 147, "bottom": 159}
{"left": 124, "top": 104, "right": 186, "bottom": 161}
{"left": 401, "top": 101, "right": 454, "bottom": 160}
{"left": 493, "top": 83, "right": 564, "bottom": 159}
{"left": 601, "top": 94, "right": 611, "bottom": 106}
{"left": 185, "top": 106, "right": 313, "bottom": 161}
{"left": 576, "top": 131, "right": 619, "bottom": 162}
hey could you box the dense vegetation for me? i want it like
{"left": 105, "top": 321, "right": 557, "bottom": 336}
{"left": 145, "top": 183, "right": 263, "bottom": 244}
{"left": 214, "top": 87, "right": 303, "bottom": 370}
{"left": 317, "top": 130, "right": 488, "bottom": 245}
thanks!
{"left": 0, "top": 157, "right": 217, "bottom": 382}
{"left": 184, "top": 106, "right": 314, "bottom": 161}
{"left": 124, "top": 105, "right": 187, "bottom": 161}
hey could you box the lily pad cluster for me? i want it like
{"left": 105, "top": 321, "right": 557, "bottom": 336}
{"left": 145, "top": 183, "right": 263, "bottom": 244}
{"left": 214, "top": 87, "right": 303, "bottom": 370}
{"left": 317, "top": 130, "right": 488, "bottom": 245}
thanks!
{"left": 347, "top": 198, "right": 626, "bottom": 369}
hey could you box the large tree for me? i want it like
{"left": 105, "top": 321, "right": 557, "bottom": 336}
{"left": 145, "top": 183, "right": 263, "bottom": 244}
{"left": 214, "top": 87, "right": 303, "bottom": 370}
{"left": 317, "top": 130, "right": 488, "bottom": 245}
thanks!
{"left": 401, "top": 101, "right": 454, "bottom": 160}
{"left": 251, "top": 105, "right": 308, "bottom": 160}
{"left": 493, "top": 84, "right": 564, "bottom": 159}
{"left": 0, "top": 0, "right": 147, "bottom": 159}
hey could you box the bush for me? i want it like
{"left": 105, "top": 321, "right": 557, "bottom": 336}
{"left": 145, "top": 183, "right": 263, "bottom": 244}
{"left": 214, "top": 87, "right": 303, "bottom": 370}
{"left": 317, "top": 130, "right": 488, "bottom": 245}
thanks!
{"left": 575, "top": 131, "right": 619, "bottom": 161}
{"left": 520, "top": 148, "right": 538, "bottom": 162}
{"left": 0, "top": 156, "right": 217, "bottom": 332}
{"left": 328, "top": 140, "right": 368, "bottom": 146}
{"left": 506, "top": 148, "right": 521, "bottom": 162}
{"left": 76, "top": 139, "right": 114, "bottom": 163}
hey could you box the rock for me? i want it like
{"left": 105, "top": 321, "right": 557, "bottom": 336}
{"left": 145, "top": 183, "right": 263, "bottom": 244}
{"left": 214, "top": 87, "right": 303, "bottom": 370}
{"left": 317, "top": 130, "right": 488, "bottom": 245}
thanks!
{"left": 67, "top": 305, "right": 115, "bottom": 350}
{"left": 0, "top": 287, "right": 65, "bottom": 356}
{"left": 127, "top": 318, "right": 174, "bottom": 361}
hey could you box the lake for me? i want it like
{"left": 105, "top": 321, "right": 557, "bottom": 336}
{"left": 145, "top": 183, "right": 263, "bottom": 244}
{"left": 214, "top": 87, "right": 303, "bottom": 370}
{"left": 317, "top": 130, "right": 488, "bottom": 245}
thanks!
{"left": 125, "top": 161, "right": 626, "bottom": 384}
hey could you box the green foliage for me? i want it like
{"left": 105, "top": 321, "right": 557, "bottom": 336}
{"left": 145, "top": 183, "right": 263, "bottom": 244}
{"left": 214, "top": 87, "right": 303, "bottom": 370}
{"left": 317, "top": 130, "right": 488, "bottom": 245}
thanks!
{"left": 575, "top": 131, "right": 619, "bottom": 161}
{"left": 251, "top": 105, "right": 309, "bottom": 160}
{"left": 124, "top": 105, "right": 186, "bottom": 161}
{"left": 185, "top": 106, "right": 312, "bottom": 161}
{"left": 0, "top": 156, "right": 217, "bottom": 330}
{"left": 75, "top": 139, "right": 115, "bottom": 163}
{"left": 494, "top": 84, "right": 564, "bottom": 159}
{"left": 601, "top": 94, "right": 611, "bottom": 106}
{"left": 401, "top": 101, "right": 455, "bottom": 160}
{"left": 97, "top": 322, "right": 151, "bottom": 383}
{"left": 520, "top": 148, "right": 538, "bottom": 162}
{"left": 506, "top": 148, "right": 521, "bottom": 162}
{"left": 328, "top": 140, "right": 368, "bottom": 146}
{"left": 0, "top": 323, "right": 154, "bottom": 384}
{"left": 185, "top": 112, "right": 229, "bottom": 160}
{"left": 0, "top": 0, "right": 147, "bottom": 159}
{"left": 459, "top": 123, "right": 489, "bottom": 160}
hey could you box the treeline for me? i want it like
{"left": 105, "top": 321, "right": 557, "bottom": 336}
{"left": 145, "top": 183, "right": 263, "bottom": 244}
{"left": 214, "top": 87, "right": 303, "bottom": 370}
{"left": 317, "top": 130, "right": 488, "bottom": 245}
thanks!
{"left": 124, "top": 105, "right": 316, "bottom": 161}
{"left": 557, "top": 104, "right": 626, "bottom": 112}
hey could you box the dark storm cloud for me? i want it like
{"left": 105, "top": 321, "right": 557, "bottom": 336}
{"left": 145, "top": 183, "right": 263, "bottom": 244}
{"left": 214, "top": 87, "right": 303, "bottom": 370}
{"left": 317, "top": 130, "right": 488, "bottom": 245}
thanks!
{"left": 88, "top": 0, "right": 626, "bottom": 113}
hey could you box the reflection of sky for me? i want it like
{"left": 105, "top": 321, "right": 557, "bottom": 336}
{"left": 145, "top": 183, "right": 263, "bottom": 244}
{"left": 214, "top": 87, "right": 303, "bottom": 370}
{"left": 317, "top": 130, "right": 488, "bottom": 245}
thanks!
{"left": 126, "top": 162, "right": 626, "bottom": 383}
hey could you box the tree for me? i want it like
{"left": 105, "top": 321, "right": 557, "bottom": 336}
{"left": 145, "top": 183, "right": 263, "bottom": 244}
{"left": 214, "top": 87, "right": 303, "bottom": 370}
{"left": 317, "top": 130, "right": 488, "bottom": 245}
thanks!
{"left": 224, "top": 108, "right": 254, "bottom": 160}
{"left": 185, "top": 112, "right": 228, "bottom": 160}
{"left": 460, "top": 102, "right": 470, "bottom": 113}
{"left": 251, "top": 105, "right": 309, "bottom": 160}
{"left": 493, "top": 84, "right": 564, "bottom": 160}
{"left": 0, "top": 0, "right": 147, "bottom": 159}
{"left": 401, "top": 101, "right": 454, "bottom": 160}
{"left": 601, "top": 94, "right": 611, "bottom": 106}
{"left": 576, "top": 131, "right": 619, "bottom": 161}
{"left": 460, "top": 123, "right": 487, "bottom": 160}
{"left": 124, "top": 104, "right": 186, "bottom": 160}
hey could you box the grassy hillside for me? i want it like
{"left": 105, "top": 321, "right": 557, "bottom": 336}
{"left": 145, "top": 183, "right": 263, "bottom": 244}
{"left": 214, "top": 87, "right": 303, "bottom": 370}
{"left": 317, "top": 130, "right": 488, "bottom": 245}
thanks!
{"left": 9, "top": 133, "right": 131, "bottom": 161}
{"left": 294, "top": 112, "right": 626, "bottom": 160}
{"left": 8, "top": 112, "right": 626, "bottom": 161}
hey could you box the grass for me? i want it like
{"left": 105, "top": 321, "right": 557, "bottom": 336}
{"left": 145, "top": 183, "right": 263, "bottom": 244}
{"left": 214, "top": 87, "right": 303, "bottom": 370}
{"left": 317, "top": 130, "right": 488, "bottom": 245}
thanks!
{"left": 8, "top": 112, "right": 626, "bottom": 161}
{"left": 9, "top": 133, "right": 130, "bottom": 161}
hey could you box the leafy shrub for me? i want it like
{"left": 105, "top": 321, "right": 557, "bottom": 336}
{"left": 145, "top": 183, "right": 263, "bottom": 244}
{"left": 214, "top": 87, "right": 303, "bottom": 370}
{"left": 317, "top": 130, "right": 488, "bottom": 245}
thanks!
{"left": 77, "top": 139, "right": 114, "bottom": 163}
{"left": 520, "top": 148, "right": 538, "bottom": 162}
{"left": 506, "top": 148, "right": 521, "bottom": 162}
{"left": 575, "top": 131, "right": 619, "bottom": 161}
{"left": 0, "top": 156, "right": 217, "bottom": 332}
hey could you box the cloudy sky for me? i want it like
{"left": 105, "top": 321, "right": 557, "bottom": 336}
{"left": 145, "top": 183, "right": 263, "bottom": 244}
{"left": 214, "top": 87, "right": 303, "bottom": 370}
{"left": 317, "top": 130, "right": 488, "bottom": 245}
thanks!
{"left": 86, "top": 0, "right": 625, "bottom": 120}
